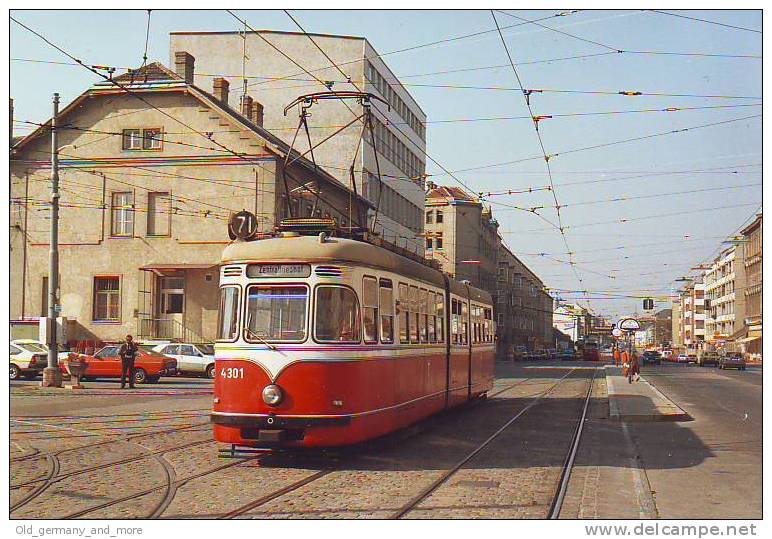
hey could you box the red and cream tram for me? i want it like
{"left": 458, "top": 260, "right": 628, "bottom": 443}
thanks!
{"left": 212, "top": 227, "right": 495, "bottom": 448}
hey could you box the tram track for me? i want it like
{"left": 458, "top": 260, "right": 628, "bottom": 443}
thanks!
{"left": 210, "top": 373, "right": 573, "bottom": 519}
{"left": 10, "top": 420, "right": 214, "bottom": 515}
{"left": 390, "top": 367, "right": 595, "bottom": 518}
{"left": 548, "top": 367, "right": 597, "bottom": 519}
{"left": 62, "top": 453, "right": 257, "bottom": 519}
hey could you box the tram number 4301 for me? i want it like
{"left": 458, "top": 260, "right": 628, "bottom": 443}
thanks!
{"left": 220, "top": 367, "right": 244, "bottom": 379}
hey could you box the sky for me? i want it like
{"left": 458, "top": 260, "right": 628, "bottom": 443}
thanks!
{"left": 9, "top": 9, "right": 763, "bottom": 322}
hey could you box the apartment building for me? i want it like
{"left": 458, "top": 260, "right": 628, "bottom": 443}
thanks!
{"left": 738, "top": 213, "right": 762, "bottom": 356}
{"left": 424, "top": 184, "right": 499, "bottom": 293}
{"left": 9, "top": 57, "right": 369, "bottom": 344}
{"left": 496, "top": 243, "right": 553, "bottom": 356}
{"left": 678, "top": 278, "right": 707, "bottom": 352}
{"left": 169, "top": 30, "right": 427, "bottom": 253}
{"left": 671, "top": 298, "right": 683, "bottom": 349}
{"left": 704, "top": 245, "right": 746, "bottom": 342}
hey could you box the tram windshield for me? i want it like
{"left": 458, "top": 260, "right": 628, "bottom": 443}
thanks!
{"left": 245, "top": 285, "right": 308, "bottom": 342}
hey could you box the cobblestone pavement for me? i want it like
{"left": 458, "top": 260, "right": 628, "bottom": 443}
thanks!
{"left": 10, "top": 365, "right": 599, "bottom": 520}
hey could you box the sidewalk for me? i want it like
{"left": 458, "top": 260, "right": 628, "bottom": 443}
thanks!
{"left": 605, "top": 366, "right": 689, "bottom": 421}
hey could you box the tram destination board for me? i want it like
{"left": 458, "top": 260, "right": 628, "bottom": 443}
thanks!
{"left": 246, "top": 263, "right": 312, "bottom": 278}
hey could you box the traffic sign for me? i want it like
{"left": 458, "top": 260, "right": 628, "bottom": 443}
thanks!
{"left": 228, "top": 210, "right": 259, "bottom": 240}
{"left": 618, "top": 317, "right": 640, "bottom": 331}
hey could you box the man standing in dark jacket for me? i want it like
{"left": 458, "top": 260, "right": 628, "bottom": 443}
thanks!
{"left": 118, "top": 335, "right": 139, "bottom": 389}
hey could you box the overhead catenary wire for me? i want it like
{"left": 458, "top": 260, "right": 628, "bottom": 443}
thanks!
{"left": 489, "top": 182, "right": 761, "bottom": 212}
{"left": 648, "top": 10, "right": 762, "bottom": 34}
{"left": 491, "top": 10, "right": 588, "bottom": 307}
{"left": 441, "top": 113, "right": 762, "bottom": 176}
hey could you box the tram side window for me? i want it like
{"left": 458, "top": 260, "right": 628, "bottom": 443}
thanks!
{"left": 461, "top": 301, "right": 469, "bottom": 345}
{"left": 428, "top": 291, "right": 437, "bottom": 342}
{"left": 315, "top": 286, "right": 361, "bottom": 343}
{"left": 409, "top": 285, "right": 419, "bottom": 344}
{"left": 451, "top": 298, "right": 459, "bottom": 344}
{"left": 398, "top": 283, "right": 409, "bottom": 344}
{"left": 436, "top": 292, "right": 445, "bottom": 343}
{"left": 380, "top": 279, "right": 394, "bottom": 344}
{"left": 419, "top": 288, "right": 428, "bottom": 343}
{"left": 363, "top": 276, "right": 378, "bottom": 344}
{"left": 217, "top": 287, "right": 240, "bottom": 341}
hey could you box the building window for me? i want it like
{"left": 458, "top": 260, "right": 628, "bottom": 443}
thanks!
{"left": 435, "top": 233, "right": 443, "bottom": 249}
{"left": 436, "top": 210, "right": 443, "bottom": 223}
{"left": 426, "top": 210, "right": 433, "bottom": 224}
{"left": 143, "top": 128, "right": 163, "bottom": 150}
{"left": 122, "top": 129, "right": 142, "bottom": 150}
{"left": 147, "top": 192, "right": 170, "bottom": 236}
{"left": 111, "top": 192, "right": 134, "bottom": 236}
{"left": 426, "top": 237, "right": 433, "bottom": 250}
{"left": 93, "top": 276, "right": 120, "bottom": 321}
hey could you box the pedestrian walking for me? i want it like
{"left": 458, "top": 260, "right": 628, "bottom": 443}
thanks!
{"left": 630, "top": 349, "right": 640, "bottom": 382}
{"left": 119, "top": 334, "right": 139, "bottom": 389}
{"left": 613, "top": 346, "right": 621, "bottom": 366}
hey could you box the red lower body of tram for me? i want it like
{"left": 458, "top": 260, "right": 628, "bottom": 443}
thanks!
{"left": 212, "top": 347, "right": 494, "bottom": 448}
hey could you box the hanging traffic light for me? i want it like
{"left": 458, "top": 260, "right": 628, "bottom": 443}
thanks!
{"left": 643, "top": 298, "right": 654, "bottom": 311}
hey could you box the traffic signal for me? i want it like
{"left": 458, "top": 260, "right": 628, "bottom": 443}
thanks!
{"left": 643, "top": 298, "right": 654, "bottom": 310}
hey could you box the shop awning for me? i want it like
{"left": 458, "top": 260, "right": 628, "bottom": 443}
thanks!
{"left": 735, "top": 331, "right": 762, "bottom": 344}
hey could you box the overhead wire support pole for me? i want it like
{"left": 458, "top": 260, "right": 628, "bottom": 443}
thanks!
{"left": 43, "top": 92, "right": 63, "bottom": 388}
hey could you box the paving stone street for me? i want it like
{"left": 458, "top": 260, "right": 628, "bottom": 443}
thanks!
{"left": 10, "top": 361, "right": 761, "bottom": 520}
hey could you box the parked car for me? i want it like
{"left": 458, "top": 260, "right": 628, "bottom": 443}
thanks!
{"left": 687, "top": 354, "right": 697, "bottom": 364}
{"left": 64, "top": 345, "right": 178, "bottom": 384}
{"left": 534, "top": 349, "right": 549, "bottom": 360}
{"left": 10, "top": 342, "right": 48, "bottom": 380}
{"left": 697, "top": 352, "right": 720, "bottom": 367}
{"left": 152, "top": 343, "right": 215, "bottom": 378}
{"left": 675, "top": 354, "right": 689, "bottom": 363}
{"left": 559, "top": 349, "right": 577, "bottom": 361}
{"left": 641, "top": 350, "right": 662, "bottom": 366}
{"left": 513, "top": 345, "right": 528, "bottom": 361}
{"left": 719, "top": 353, "right": 746, "bottom": 370}
{"left": 661, "top": 350, "right": 673, "bottom": 360}
{"left": 12, "top": 339, "right": 71, "bottom": 362}
{"left": 547, "top": 348, "right": 559, "bottom": 360}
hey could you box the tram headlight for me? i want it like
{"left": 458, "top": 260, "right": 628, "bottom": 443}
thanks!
{"left": 262, "top": 384, "right": 283, "bottom": 406}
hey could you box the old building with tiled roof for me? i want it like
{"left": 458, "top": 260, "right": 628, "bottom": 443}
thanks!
{"left": 10, "top": 54, "right": 369, "bottom": 345}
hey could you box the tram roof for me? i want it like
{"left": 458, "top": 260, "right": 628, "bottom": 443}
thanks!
{"left": 222, "top": 236, "right": 491, "bottom": 303}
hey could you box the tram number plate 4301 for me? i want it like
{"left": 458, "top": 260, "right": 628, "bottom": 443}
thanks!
{"left": 220, "top": 367, "right": 244, "bottom": 379}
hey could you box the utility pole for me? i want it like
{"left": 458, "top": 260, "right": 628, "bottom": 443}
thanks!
{"left": 42, "top": 93, "right": 62, "bottom": 388}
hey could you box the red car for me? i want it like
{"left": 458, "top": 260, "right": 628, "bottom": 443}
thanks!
{"left": 62, "top": 345, "right": 177, "bottom": 384}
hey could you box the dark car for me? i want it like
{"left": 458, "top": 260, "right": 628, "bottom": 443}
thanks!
{"left": 719, "top": 353, "right": 746, "bottom": 370}
{"left": 697, "top": 352, "right": 720, "bottom": 367}
{"left": 559, "top": 349, "right": 577, "bottom": 361}
{"left": 641, "top": 350, "right": 662, "bottom": 366}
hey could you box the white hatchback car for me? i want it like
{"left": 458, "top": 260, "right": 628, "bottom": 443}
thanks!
{"left": 10, "top": 341, "right": 49, "bottom": 380}
{"left": 152, "top": 343, "right": 215, "bottom": 378}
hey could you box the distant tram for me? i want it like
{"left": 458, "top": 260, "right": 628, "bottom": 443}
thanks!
{"left": 212, "top": 221, "right": 495, "bottom": 448}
